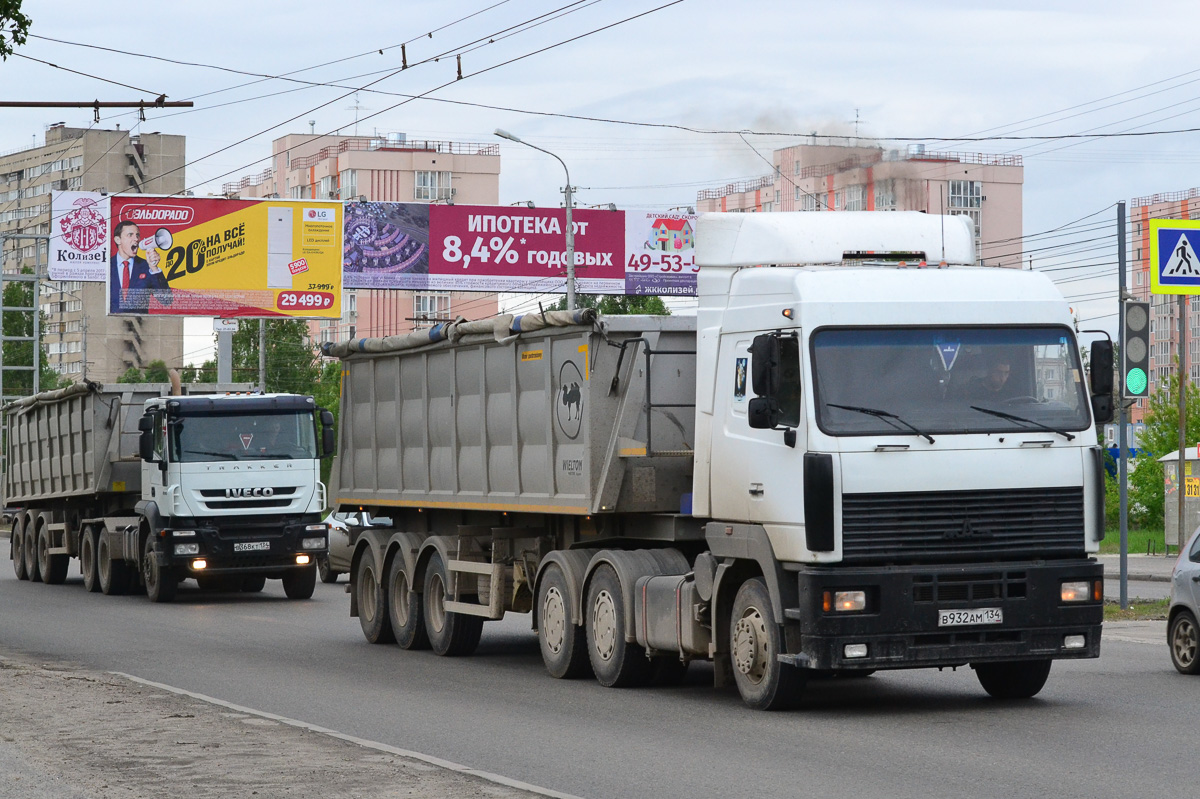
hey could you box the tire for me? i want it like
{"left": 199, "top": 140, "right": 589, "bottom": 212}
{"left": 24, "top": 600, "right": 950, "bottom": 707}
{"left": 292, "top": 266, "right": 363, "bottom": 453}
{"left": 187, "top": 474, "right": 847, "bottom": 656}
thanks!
{"left": 354, "top": 553, "right": 394, "bottom": 644}
{"left": 585, "top": 564, "right": 652, "bottom": 687}
{"left": 142, "top": 536, "right": 177, "bottom": 603}
{"left": 281, "top": 564, "right": 317, "bottom": 599}
{"left": 386, "top": 555, "right": 429, "bottom": 650}
{"left": 80, "top": 526, "right": 100, "bottom": 593}
{"left": 317, "top": 555, "right": 341, "bottom": 584}
{"left": 240, "top": 575, "right": 267, "bottom": 593}
{"left": 23, "top": 520, "right": 41, "bottom": 583}
{"left": 38, "top": 525, "right": 69, "bottom": 585}
{"left": 1169, "top": 609, "right": 1200, "bottom": 675}
{"left": 730, "top": 577, "right": 805, "bottom": 710}
{"left": 423, "top": 551, "right": 483, "bottom": 657}
{"left": 96, "top": 533, "right": 129, "bottom": 596}
{"left": 538, "top": 563, "right": 590, "bottom": 679}
{"left": 12, "top": 517, "right": 27, "bottom": 581}
{"left": 973, "top": 660, "right": 1053, "bottom": 699}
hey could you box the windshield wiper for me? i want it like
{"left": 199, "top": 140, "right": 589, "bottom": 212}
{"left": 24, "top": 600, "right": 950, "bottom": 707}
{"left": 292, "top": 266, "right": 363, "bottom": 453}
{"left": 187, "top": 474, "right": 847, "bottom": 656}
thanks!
{"left": 826, "top": 403, "right": 935, "bottom": 444}
{"left": 969, "top": 405, "right": 1075, "bottom": 441}
{"left": 184, "top": 449, "right": 237, "bottom": 460}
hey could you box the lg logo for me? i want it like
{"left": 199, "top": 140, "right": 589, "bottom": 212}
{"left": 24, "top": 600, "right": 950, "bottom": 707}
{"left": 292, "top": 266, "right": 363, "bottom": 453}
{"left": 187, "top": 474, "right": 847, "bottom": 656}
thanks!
{"left": 225, "top": 487, "right": 275, "bottom": 498}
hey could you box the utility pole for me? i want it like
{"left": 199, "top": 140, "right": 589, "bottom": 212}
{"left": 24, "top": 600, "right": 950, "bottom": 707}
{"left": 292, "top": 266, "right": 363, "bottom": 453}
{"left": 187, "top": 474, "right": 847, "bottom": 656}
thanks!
{"left": 1117, "top": 202, "right": 1129, "bottom": 608}
{"left": 259, "top": 320, "right": 267, "bottom": 391}
{"left": 1180, "top": 292, "right": 1188, "bottom": 561}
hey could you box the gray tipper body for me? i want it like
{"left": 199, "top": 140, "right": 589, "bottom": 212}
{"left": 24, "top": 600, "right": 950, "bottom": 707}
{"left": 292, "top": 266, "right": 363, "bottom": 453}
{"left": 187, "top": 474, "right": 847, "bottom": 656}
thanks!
{"left": 328, "top": 310, "right": 698, "bottom": 518}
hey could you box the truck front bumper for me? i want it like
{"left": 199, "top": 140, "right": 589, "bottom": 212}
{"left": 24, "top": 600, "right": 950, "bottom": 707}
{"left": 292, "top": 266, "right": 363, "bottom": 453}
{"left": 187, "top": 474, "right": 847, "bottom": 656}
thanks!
{"left": 784, "top": 560, "right": 1103, "bottom": 671}
{"left": 159, "top": 519, "right": 327, "bottom": 575}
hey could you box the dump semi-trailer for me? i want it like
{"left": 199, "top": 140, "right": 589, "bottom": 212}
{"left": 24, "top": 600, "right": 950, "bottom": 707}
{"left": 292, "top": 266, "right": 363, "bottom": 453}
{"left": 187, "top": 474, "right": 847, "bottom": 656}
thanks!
{"left": 5, "top": 382, "right": 336, "bottom": 603}
{"left": 327, "top": 211, "right": 1113, "bottom": 709}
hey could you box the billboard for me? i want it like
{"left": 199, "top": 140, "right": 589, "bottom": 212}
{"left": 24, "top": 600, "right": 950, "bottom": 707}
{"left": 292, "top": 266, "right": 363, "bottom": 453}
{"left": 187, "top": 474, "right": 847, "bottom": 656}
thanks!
{"left": 343, "top": 202, "right": 697, "bottom": 296}
{"left": 106, "top": 196, "right": 343, "bottom": 317}
{"left": 50, "top": 191, "right": 111, "bottom": 282}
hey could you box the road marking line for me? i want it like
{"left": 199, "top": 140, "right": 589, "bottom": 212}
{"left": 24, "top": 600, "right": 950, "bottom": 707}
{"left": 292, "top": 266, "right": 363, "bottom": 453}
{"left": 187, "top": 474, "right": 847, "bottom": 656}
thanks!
{"left": 113, "top": 672, "right": 582, "bottom": 799}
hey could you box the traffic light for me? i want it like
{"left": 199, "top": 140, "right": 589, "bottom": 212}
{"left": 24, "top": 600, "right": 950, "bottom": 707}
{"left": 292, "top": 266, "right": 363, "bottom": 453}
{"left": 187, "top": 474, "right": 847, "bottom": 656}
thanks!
{"left": 1122, "top": 300, "right": 1150, "bottom": 399}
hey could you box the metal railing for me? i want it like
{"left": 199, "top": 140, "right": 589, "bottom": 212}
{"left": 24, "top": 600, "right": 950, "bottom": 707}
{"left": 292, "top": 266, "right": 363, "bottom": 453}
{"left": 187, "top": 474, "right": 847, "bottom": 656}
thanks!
{"left": 1131, "top": 187, "right": 1200, "bottom": 207}
{"left": 221, "top": 169, "right": 273, "bottom": 195}
{"left": 286, "top": 137, "right": 500, "bottom": 172}
{"left": 696, "top": 174, "right": 776, "bottom": 201}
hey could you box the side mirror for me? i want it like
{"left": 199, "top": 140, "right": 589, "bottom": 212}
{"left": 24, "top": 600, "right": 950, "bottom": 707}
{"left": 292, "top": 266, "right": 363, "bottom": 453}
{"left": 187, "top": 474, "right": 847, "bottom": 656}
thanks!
{"left": 320, "top": 409, "right": 334, "bottom": 426}
{"left": 748, "top": 397, "right": 781, "bottom": 430}
{"left": 1091, "top": 393, "right": 1114, "bottom": 425}
{"left": 138, "top": 431, "right": 154, "bottom": 462}
{"left": 749, "top": 334, "right": 780, "bottom": 397}
{"left": 322, "top": 427, "right": 336, "bottom": 457}
{"left": 1089, "top": 340, "right": 1114, "bottom": 396}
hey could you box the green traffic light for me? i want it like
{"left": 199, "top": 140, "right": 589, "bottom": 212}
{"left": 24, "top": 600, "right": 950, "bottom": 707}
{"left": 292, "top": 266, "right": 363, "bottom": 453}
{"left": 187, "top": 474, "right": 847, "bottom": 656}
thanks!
{"left": 1126, "top": 367, "right": 1147, "bottom": 395}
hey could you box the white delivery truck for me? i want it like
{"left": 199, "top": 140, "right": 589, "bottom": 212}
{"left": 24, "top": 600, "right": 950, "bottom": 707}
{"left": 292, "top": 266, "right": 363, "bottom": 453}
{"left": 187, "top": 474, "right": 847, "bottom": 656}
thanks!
{"left": 326, "top": 212, "right": 1112, "bottom": 709}
{"left": 5, "top": 382, "right": 336, "bottom": 603}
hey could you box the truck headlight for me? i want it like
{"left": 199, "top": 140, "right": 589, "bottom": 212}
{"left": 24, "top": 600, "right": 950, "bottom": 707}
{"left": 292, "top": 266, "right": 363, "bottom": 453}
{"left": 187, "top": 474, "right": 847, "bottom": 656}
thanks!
{"left": 302, "top": 537, "right": 326, "bottom": 550}
{"left": 826, "top": 590, "right": 866, "bottom": 612}
{"left": 1061, "top": 581, "right": 1091, "bottom": 602}
{"left": 174, "top": 543, "right": 200, "bottom": 556}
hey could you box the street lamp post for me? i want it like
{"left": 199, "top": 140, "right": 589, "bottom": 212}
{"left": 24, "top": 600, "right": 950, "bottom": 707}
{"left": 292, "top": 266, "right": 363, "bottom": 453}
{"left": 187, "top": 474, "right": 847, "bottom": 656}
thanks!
{"left": 493, "top": 129, "right": 576, "bottom": 310}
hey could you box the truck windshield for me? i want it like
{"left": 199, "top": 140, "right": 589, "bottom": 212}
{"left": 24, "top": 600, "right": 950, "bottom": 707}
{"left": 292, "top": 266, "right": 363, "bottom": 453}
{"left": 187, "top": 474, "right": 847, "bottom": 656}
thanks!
{"left": 812, "top": 326, "right": 1091, "bottom": 437}
{"left": 169, "top": 411, "right": 318, "bottom": 462}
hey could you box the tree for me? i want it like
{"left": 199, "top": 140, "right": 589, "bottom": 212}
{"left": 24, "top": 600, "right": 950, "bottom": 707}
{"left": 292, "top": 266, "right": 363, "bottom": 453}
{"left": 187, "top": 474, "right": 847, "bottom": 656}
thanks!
{"left": 551, "top": 294, "right": 670, "bottom": 315}
{"left": 0, "top": 0, "right": 30, "bottom": 60}
{"left": 231, "top": 319, "right": 322, "bottom": 395}
{"left": 143, "top": 359, "right": 170, "bottom": 382}
{"left": 1126, "top": 368, "right": 1200, "bottom": 528}
{"left": 2, "top": 270, "right": 65, "bottom": 395}
{"left": 116, "top": 367, "right": 144, "bottom": 384}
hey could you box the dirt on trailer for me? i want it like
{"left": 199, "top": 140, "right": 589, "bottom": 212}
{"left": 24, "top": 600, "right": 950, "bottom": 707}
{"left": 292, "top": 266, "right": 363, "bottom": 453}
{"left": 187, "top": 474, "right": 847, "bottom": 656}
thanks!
{"left": 0, "top": 650, "right": 546, "bottom": 799}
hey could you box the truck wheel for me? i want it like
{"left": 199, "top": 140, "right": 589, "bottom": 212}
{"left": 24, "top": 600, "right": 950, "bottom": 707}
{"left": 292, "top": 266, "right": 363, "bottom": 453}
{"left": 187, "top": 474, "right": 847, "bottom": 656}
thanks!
{"left": 240, "top": 575, "right": 267, "bottom": 593}
{"left": 142, "top": 538, "right": 177, "bottom": 603}
{"left": 538, "top": 563, "right": 590, "bottom": 679}
{"left": 354, "top": 554, "right": 395, "bottom": 643}
{"left": 23, "top": 520, "right": 41, "bottom": 583}
{"left": 11, "top": 517, "right": 27, "bottom": 580}
{"left": 80, "top": 526, "right": 100, "bottom": 593}
{"left": 973, "top": 660, "right": 1053, "bottom": 699}
{"left": 97, "top": 533, "right": 128, "bottom": 596}
{"left": 38, "top": 526, "right": 69, "bottom": 585}
{"left": 282, "top": 565, "right": 317, "bottom": 599}
{"left": 730, "top": 577, "right": 805, "bottom": 710}
{"left": 423, "top": 551, "right": 483, "bottom": 657}
{"left": 317, "top": 556, "right": 341, "bottom": 584}
{"left": 386, "top": 555, "right": 429, "bottom": 650}
{"left": 585, "top": 564, "right": 652, "bottom": 687}
{"left": 1169, "top": 609, "right": 1200, "bottom": 674}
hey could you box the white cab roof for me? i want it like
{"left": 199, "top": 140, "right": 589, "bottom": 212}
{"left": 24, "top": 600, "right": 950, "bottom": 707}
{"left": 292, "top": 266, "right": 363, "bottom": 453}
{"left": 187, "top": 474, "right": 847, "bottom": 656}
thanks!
{"left": 695, "top": 211, "right": 976, "bottom": 267}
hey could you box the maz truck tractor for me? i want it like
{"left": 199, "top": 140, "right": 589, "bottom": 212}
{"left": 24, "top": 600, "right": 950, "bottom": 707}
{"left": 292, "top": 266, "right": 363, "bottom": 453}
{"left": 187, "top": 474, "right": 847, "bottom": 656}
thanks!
{"left": 326, "top": 211, "right": 1113, "bottom": 710}
{"left": 5, "top": 382, "right": 335, "bottom": 603}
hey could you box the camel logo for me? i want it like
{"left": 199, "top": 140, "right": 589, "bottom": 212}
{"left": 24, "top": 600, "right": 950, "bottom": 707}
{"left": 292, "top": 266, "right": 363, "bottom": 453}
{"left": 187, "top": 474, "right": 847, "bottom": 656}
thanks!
{"left": 556, "top": 360, "right": 584, "bottom": 440}
{"left": 60, "top": 197, "right": 106, "bottom": 253}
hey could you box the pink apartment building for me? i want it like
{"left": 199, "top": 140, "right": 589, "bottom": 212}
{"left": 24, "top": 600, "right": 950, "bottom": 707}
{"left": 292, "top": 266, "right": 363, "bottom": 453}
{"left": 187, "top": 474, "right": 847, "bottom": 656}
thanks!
{"left": 224, "top": 133, "right": 501, "bottom": 346}
{"left": 697, "top": 142, "right": 1024, "bottom": 268}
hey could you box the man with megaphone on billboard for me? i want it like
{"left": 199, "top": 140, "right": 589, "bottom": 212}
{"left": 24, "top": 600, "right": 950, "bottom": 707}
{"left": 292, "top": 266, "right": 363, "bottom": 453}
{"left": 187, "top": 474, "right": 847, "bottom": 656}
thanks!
{"left": 109, "top": 220, "right": 173, "bottom": 314}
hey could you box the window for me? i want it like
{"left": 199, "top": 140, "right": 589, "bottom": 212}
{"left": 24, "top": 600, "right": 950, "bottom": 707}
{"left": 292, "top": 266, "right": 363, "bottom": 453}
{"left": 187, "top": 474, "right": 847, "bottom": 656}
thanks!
{"left": 340, "top": 169, "right": 357, "bottom": 199}
{"left": 948, "top": 179, "right": 983, "bottom": 258}
{"left": 800, "top": 193, "right": 821, "bottom": 212}
{"left": 845, "top": 184, "right": 865, "bottom": 212}
{"left": 833, "top": 189, "right": 845, "bottom": 211}
{"left": 413, "top": 292, "right": 451, "bottom": 326}
{"left": 415, "top": 171, "right": 453, "bottom": 202}
{"left": 319, "top": 175, "right": 337, "bottom": 199}
{"left": 874, "top": 179, "right": 896, "bottom": 210}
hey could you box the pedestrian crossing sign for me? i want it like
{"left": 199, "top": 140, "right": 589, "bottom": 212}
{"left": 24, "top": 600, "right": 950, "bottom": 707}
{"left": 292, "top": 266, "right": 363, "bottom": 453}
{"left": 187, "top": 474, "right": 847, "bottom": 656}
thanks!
{"left": 1151, "top": 219, "right": 1200, "bottom": 294}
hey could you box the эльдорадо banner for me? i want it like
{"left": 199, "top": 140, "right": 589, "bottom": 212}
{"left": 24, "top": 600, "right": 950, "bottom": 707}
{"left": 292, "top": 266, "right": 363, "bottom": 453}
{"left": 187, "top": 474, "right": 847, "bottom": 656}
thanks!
{"left": 107, "top": 196, "right": 342, "bottom": 317}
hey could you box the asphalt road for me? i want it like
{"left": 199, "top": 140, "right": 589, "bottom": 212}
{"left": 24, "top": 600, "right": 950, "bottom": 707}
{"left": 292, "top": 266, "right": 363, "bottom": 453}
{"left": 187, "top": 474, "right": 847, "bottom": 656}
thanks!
{"left": 0, "top": 561, "right": 1193, "bottom": 799}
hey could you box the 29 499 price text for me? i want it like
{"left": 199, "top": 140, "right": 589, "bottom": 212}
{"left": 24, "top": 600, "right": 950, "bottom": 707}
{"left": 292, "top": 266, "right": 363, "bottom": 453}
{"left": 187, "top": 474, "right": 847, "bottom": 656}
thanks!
{"left": 276, "top": 291, "right": 335, "bottom": 311}
{"left": 626, "top": 253, "right": 697, "bottom": 273}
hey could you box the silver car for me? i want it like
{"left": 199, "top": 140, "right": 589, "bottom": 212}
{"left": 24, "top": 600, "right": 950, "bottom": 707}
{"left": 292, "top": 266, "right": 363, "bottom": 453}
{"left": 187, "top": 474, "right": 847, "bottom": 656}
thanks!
{"left": 1168, "top": 526, "right": 1200, "bottom": 674}
{"left": 317, "top": 512, "right": 392, "bottom": 584}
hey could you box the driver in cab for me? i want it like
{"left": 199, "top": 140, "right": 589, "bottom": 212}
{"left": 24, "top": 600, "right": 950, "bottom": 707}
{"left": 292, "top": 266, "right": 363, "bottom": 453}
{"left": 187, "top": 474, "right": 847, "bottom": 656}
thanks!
{"left": 968, "top": 358, "right": 1013, "bottom": 401}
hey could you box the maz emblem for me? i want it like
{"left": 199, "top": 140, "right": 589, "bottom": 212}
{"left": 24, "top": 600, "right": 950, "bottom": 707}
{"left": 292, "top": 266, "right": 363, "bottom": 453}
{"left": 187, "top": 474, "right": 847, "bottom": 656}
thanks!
{"left": 946, "top": 519, "right": 992, "bottom": 540}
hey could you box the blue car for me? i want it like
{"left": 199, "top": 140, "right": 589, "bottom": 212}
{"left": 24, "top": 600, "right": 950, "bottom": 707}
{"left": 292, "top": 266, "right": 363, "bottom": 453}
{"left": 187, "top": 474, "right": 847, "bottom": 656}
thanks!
{"left": 1169, "top": 526, "right": 1200, "bottom": 674}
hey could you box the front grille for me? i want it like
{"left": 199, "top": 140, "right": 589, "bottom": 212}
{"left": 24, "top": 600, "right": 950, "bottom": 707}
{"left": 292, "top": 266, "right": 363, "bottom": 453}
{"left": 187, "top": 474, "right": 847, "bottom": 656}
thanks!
{"left": 842, "top": 487, "right": 1085, "bottom": 565}
{"left": 199, "top": 487, "right": 298, "bottom": 498}
{"left": 203, "top": 498, "right": 293, "bottom": 510}
{"left": 912, "top": 571, "right": 1027, "bottom": 603}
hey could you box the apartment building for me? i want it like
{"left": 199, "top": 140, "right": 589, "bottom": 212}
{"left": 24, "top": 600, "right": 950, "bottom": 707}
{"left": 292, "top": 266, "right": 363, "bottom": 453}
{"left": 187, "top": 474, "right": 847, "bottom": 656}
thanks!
{"left": 0, "top": 124, "right": 186, "bottom": 383}
{"left": 224, "top": 132, "right": 501, "bottom": 345}
{"left": 697, "top": 142, "right": 1024, "bottom": 268}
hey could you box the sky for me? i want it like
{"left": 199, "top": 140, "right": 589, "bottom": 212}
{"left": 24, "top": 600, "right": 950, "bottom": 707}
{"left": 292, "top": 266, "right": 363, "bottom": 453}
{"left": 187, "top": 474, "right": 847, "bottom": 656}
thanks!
{"left": 4, "top": 0, "right": 1200, "bottom": 361}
